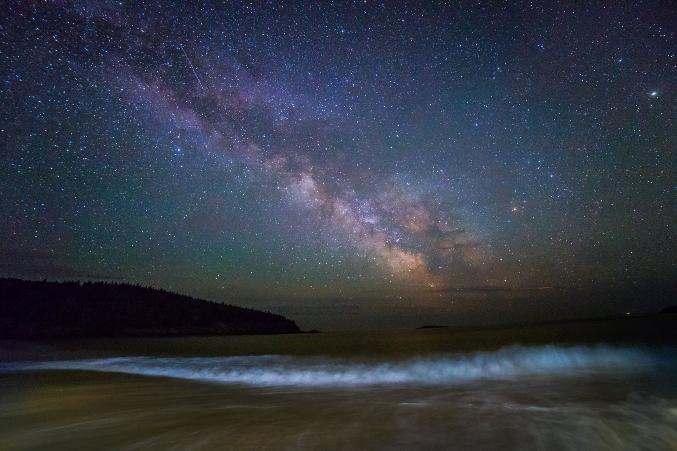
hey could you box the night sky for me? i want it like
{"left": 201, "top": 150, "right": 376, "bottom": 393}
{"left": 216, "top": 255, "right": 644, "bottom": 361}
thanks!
{"left": 1, "top": 1, "right": 675, "bottom": 329}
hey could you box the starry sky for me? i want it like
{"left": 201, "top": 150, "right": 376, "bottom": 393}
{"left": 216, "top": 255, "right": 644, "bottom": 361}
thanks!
{"left": 1, "top": 1, "right": 675, "bottom": 329}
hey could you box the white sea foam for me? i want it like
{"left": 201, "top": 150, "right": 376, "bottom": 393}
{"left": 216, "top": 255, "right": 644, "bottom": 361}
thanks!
{"left": 1, "top": 345, "right": 669, "bottom": 387}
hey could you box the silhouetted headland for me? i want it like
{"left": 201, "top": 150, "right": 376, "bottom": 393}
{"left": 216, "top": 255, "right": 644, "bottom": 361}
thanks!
{"left": 416, "top": 325, "right": 447, "bottom": 329}
{"left": 0, "top": 278, "right": 300, "bottom": 338}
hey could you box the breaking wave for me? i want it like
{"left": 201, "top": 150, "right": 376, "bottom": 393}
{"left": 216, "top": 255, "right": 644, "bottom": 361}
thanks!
{"left": 1, "top": 345, "right": 671, "bottom": 387}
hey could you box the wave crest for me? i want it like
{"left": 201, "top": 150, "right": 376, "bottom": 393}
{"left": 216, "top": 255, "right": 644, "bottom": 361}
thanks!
{"left": 1, "top": 345, "right": 667, "bottom": 387}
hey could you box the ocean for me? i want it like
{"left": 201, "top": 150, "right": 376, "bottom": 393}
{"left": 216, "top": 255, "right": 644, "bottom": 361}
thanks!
{"left": 1, "top": 320, "right": 677, "bottom": 450}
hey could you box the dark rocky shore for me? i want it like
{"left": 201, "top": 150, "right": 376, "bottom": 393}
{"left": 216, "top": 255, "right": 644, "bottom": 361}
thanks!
{"left": 0, "top": 278, "right": 300, "bottom": 338}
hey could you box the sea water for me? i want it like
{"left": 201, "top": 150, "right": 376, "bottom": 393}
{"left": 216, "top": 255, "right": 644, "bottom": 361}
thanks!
{"left": 1, "top": 333, "right": 676, "bottom": 450}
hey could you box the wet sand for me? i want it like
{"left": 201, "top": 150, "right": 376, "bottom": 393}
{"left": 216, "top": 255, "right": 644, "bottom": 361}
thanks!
{"left": 2, "top": 362, "right": 677, "bottom": 450}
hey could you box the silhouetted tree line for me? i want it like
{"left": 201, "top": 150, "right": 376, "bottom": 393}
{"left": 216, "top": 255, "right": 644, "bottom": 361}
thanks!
{"left": 0, "top": 278, "right": 300, "bottom": 338}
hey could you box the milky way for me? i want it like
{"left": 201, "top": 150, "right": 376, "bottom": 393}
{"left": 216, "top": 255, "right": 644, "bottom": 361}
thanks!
{"left": 1, "top": 1, "right": 674, "bottom": 328}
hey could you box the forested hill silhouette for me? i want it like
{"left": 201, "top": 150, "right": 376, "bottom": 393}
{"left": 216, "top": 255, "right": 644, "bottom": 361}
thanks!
{"left": 0, "top": 278, "right": 300, "bottom": 338}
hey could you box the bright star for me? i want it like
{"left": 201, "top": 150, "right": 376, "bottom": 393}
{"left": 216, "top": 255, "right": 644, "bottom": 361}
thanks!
{"left": 650, "top": 91, "right": 658, "bottom": 97}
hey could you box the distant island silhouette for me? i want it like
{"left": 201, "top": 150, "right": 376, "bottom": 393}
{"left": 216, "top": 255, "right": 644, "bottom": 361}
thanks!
{"left": 0, "top": 278, "right": 300, "bottom": 338}
{"left": 416, "top": 325, "right": 447, "bottom": 329}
